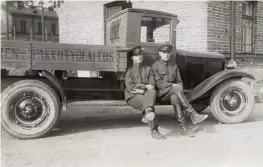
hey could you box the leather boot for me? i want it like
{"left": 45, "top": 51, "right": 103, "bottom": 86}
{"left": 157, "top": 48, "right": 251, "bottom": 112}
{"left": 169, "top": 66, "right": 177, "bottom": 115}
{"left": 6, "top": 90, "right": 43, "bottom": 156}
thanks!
{"left": 173, "top": 103, "right": 199, "bottom": 136}
{"left": 151, "top": 128, "right": 165, "bottom": 139}
{"left": 176, "top": 92, "right": 208, "bottom": 124}
{"left": 148, "top": 118, "right": 165, "bottom": 139}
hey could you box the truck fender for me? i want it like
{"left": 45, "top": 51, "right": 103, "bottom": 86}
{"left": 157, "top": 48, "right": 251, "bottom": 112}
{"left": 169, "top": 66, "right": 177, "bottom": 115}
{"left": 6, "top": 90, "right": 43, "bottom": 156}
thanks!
{"left": 42, "top": 70, "right": 67, "bottom": 112}
{"left": 186, "top": 69, "right": 255, "bottom": 102}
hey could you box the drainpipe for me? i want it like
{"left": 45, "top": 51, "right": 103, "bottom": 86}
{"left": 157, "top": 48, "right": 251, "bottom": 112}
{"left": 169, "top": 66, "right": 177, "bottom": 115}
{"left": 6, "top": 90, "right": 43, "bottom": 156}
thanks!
{"left": 230, "top": 1, "right": 236, "bottom": 60}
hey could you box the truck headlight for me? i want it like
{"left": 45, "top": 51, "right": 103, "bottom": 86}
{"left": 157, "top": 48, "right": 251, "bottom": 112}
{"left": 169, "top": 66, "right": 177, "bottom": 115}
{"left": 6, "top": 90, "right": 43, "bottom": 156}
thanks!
{"left": 226, "top": 60, "right": 237, "bottom": 69}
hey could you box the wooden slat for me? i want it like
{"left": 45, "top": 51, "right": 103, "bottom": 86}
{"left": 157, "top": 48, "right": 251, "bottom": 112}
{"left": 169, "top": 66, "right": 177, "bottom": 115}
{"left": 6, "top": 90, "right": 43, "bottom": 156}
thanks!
{"left": 33, "top": 61, "right": 116, "bottom": 71}
{"left": 119, "top": 63, "right": 127, "bottom": 69}
{"left": 1, "top": 40, "right": 31, "bottom": 69}
{"left": 31, "top": 42, "right": 117, "bottom": 71}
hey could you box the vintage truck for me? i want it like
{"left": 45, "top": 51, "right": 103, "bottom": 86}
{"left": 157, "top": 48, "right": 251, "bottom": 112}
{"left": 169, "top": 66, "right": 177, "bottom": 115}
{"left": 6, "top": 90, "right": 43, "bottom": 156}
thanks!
{"left": 1, "top": 8, "right": 256, "bottom": 139}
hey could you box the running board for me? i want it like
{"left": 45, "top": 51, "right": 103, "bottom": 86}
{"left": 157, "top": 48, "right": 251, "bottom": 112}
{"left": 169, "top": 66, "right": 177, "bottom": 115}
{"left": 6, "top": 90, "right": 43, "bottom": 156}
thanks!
{"left": 67, "top": 100, "right": 128, "bottom": 106}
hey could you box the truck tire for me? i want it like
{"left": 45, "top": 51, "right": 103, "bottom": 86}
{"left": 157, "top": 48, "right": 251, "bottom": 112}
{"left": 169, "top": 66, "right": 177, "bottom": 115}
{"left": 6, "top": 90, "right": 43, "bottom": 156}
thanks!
{"left": 210, "top": 79, "right": 255, "bottom": 124}
{"left": 1, "top": 80, "right": 61, "bottom": 139}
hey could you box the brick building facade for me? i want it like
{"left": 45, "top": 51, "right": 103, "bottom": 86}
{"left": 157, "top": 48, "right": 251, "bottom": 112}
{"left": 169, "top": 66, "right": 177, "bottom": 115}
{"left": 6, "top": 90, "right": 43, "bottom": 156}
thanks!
{"left": 57, "top": 1, "right": 263, "bottom": 56}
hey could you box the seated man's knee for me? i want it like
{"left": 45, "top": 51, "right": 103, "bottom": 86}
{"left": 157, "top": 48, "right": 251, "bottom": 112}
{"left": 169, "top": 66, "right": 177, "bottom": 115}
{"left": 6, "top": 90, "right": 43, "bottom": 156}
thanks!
{"left": 171, "top": 84, "right": 183, "bottom": 94}
{"left": 147, "top": 89, "right": 156, "bottom": 95}
{"left": 170, "top": 94, "right": 180, "bottom": 104}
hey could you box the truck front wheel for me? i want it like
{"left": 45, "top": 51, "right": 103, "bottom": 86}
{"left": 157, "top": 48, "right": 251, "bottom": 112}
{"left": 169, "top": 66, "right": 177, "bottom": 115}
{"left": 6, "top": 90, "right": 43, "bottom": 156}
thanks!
{"left": 1, "top": 80, "right": 60, "bottom": 139}
{"left": 210, "top": 79, "right": 255, "bottom": 124}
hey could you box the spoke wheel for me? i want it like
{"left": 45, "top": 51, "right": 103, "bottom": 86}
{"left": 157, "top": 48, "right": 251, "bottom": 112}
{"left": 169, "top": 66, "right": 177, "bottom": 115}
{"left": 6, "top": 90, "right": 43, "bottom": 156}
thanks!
{"left": 1, "top": 80, "right": 60, "bottom": 139}
{"left": 210, "top": 79, "right": 255, "bottom": 124}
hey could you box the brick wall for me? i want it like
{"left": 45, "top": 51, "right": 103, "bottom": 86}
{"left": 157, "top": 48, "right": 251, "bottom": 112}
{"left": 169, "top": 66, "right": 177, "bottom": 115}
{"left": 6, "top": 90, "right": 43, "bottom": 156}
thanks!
{"left": 57, "top": 1, "right": 262, "bottom": 54}
{"left": 206, "top": 1, "right": 243, "bottom": 53}
{"left": 207, "top": 1, "right": 263, "bottom": 54}
{"left": 57, "top": 1, "right": 208, "bottom": 51}
{"left": 235, "top": 2, "right": 243, "bottom": 54}
{"left": 132, "top": 1, "right": 208, "bottom": 51}
{"left": 56, "top": 1, "right": 106, "bottom": 44}
{"left": 254, "top": 1, "right": 263, "bottom": 54}
{"left": 207, "top": 1, "right": 231, "bottom": 53}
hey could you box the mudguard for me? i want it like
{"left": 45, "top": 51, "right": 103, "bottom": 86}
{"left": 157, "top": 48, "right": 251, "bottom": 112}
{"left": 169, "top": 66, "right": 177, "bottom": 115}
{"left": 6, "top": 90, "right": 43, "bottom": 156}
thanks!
{"left": 186, "top": 69, "right": 255, "bottom": 102}
{"left": 42, "top": 70, "right": 67, "bottom": 112}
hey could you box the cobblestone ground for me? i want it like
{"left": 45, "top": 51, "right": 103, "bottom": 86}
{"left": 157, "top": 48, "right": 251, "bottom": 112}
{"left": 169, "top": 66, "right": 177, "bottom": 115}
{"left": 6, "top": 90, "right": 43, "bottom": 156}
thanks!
{"left": 2, "top": 103, "right": 263, "bottom": 167}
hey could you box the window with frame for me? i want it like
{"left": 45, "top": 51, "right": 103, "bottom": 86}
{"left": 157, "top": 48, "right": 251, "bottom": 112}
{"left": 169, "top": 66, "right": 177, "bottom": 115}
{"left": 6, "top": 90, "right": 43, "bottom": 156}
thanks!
{"left": 20, "top": 21, "right": 26, "bottom": 33}
{"left": 141, "top": 17, "right": 171, "bottom": 44}
{"left": 242, "top": 2, "right": 253, "bottom": 53}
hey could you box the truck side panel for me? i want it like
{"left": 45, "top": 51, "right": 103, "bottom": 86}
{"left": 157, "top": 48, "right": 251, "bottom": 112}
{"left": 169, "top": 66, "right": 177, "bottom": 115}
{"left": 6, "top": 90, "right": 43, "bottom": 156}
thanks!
{"left": 1, "top": 40, "right": 127, "bottom": 72}
{"left": 32, "top": 42, "right": 118, "bottom": 71}
{"left": 1, "top": 40, "right": 31, "bottom": 69}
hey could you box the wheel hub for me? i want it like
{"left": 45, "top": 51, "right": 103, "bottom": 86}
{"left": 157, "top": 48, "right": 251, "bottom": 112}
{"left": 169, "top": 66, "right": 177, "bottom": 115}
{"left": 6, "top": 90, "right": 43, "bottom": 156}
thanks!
{"left": 220, "top": 87, "right": 248, "bottom": 116}
{"left": 18, "top": 98, "right": 40, "bottom": 120}
{"left": 22, "top": 105, "right": 38, "bottom": 119}
{"left": 10, "top": 93, "right": 49, "bottom": 128}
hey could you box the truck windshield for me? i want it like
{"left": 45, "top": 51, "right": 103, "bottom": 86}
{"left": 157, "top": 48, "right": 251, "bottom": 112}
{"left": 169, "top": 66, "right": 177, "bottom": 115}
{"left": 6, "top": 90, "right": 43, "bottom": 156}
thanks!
{"left": 140, "top": 16, "right": 171, "bottom": 44}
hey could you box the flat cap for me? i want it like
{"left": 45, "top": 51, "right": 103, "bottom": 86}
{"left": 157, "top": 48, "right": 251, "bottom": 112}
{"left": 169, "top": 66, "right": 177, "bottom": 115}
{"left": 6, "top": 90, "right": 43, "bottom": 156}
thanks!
{"left": 132, "top": 46, "right": 144, "bottom": 55}
{"left": 159, "top": 44, "right": 172, "bottom": 52}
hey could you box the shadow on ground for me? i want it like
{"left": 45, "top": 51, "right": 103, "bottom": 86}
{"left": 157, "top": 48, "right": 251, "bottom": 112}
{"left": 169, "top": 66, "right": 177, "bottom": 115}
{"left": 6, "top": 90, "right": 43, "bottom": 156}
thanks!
{"left": 49, "top": 104, "right": 263, "bottom": 138}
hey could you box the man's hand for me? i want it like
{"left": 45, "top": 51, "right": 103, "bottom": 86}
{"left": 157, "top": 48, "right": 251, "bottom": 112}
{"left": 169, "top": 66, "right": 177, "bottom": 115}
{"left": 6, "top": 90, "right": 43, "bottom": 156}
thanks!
{"left": 145, "top": 84, "right": 154, "bottom": 90}
{"left": 130, "top": 89, "right": 144, "bottom": 94}
{"left": 172, "top": 84, "right": 183, "bottom": 90}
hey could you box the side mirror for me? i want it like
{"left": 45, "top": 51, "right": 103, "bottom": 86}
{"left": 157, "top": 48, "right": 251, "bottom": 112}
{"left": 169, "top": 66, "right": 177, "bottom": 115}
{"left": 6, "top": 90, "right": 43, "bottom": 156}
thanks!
{"left": 226, "top": 60, "right": 237, "bottom": 69}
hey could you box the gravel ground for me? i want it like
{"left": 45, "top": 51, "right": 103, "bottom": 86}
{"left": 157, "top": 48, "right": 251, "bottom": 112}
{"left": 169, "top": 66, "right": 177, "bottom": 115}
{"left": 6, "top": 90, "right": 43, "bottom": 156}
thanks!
{"left": 1, "top": 103, "right": 263, "bottom": 167}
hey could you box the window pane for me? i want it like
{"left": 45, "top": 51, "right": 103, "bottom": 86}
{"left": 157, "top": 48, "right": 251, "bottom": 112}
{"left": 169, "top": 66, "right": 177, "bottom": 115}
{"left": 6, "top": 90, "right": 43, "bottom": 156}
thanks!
{"left": 242, "top": 19, "right": 246, "bottom": 26}
{"left": 243, "top": 2, "right": 252, "bottom": 16}
{"left": 141, "top": 17, "right": 171, "bottom": 44}
{"left": 51, "top": 24, "right": 56, "bottom": 35}
{"left": 38, "top": 22, "right": 42, "bottom": 33}
{"left": 246, "top": 28, "right": 252, "bottom": 45}
{"left": 245, "top": 45, "right": 251, "bottom": 52}
{"left": 141, "top": 26, "right": 147, "bottom": 42}
{"left": 246, "top": 20, "right": 252, "bottom": 27}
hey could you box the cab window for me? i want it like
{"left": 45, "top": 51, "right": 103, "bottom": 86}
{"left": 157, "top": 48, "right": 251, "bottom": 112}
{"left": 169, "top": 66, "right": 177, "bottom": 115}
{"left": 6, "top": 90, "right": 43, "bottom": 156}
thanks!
{"left": 140, "top": 16, "right": 171, "bottom": 44}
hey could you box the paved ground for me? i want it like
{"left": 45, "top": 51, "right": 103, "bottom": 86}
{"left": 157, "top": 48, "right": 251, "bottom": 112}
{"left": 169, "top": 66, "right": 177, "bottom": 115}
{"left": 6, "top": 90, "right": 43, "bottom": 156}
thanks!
{"left": 1, "top": 103, "right": 263, "bottom": 167}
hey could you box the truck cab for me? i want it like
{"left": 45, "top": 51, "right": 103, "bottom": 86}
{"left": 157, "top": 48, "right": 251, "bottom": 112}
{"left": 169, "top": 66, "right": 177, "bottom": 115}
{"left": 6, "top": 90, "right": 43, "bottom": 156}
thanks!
{"left": 106, "top": 8, "right": 225, "bottom": 89}
{"left": 107, "top": 8, "right": 178, "bottom": 64}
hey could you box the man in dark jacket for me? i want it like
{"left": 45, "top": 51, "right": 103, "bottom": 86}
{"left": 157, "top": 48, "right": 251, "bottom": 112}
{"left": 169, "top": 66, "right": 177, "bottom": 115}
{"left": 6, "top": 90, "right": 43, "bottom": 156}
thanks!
{"left": 125, "top": 46, "right": 164, "bottom": 139}
{"left": 152, "top": 44, "right": 208, "bottom": 135}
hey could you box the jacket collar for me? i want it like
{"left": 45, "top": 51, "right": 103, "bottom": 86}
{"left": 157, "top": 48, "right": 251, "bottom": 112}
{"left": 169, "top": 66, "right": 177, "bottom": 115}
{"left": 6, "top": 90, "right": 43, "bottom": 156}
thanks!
{"left": 159, "top": 59, "right": 168, "bottom": 66}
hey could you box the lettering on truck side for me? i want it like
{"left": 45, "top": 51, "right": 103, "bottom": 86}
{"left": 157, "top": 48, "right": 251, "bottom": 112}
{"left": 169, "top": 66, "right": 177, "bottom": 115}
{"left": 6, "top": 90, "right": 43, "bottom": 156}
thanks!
{"left": 1, "top": 47, "right": 19, "bottom": 60}
{"left": 32, "top": 48, "right": 114, "bottom": 62}
{"left": 1, "top": 47, "right": 114, "bottom": 62}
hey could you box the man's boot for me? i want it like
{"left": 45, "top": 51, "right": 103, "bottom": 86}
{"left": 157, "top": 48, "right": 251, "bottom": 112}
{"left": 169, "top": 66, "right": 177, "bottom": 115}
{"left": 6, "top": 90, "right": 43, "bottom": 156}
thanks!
{"left": 176, "top": 92, "right": 208, "bottom": 124}
{"left": 148, "top": 117, "right": 165, "bottom": 139}
{"left": 173, "top": 103, "right": 199, "bottom": 136}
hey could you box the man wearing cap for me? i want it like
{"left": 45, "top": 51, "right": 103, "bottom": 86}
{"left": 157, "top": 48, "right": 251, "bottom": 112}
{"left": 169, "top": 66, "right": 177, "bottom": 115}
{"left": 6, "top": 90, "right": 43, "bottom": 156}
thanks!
{"left": 152, "top": 44, "right": 208, "bottom": 135}
{"left": 124, "top": 46, "right": 164, "bottom": 139}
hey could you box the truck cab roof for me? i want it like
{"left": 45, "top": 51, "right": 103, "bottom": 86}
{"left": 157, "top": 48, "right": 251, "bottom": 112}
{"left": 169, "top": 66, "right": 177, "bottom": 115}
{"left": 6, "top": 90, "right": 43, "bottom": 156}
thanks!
{"left": 107, "top": 8, "right": 178, "bottom": 21}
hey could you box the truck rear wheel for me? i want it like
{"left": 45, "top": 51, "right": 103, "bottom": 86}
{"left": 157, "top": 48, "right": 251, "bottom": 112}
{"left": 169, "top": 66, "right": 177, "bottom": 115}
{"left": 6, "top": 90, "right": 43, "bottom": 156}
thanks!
{"left": 1, "top": 80, "right": 60, "bottom": 139}
{"left": 210, "top": 79, "right": 255, "bottom": 124}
